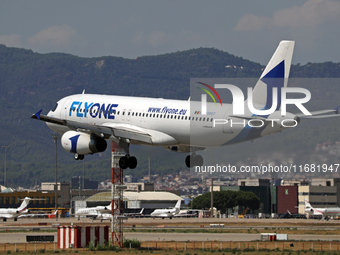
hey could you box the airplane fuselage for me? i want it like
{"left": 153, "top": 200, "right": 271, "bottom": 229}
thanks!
{"left": 46, "top": 94, "right": 292, "bottom": 149}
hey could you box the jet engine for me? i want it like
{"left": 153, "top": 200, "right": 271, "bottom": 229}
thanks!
{"left": 61, "top": 131, "right": 107, "bottom": 155}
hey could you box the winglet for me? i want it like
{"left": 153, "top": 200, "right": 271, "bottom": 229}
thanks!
{"left": 334, "top": 105, "right": 340, "bottom": 114}
{"left": 33, "top": 110, "right": 43, "bottom": 120}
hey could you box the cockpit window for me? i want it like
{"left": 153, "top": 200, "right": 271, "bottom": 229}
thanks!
{"left": 51, "top": 103, "right": 58, "bottom": 112}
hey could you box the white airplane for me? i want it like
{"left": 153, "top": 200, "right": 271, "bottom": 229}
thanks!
{"left": 75, "top": 202, "right": 112, "bottom": 220}
{"left": 18, "top": 209, "right": 58, "bottom": 219}
{"left": 96, "top": 213, "right": 112, "bottom": 222}
{"left": 31, "top": 40, "right": 340, "bottom": 169}
{"left": 305, "top": 198, "right": 340, "bottom": 220}
{"left": 124, "top": 208, "right": 144, "bottom": 217}
{"left": 150, "top": 200, "right": 181, "bottom": 219}
{"left": 0, "top": 197, "right": 31, "bottom": 221}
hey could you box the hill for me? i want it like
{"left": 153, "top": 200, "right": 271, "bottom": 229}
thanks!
{"left": 0, "top": 45, "right": 339, "bottom": 188}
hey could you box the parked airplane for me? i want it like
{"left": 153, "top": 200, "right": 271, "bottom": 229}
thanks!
{"left": 32, "top": 41, "right": 340, "bottom": 169}
{"left": 96, "top": 213, "right": 112, "bottom": 222}
{"left": 150, "top": 200, "right": 181, "bottom": 219}
{"left": 75, "top": 202, "right": 112, "bottom": 220}
{"left": 18, "top": 209, "right": 58, "bottom": 219}
{"left": 124, "top": 208, "right": 144, "bottom": 217}
{"left": 305, "top": 198, "right": 340, "bottom": 220}
{"left": 0, "top": 197, "right": 31, "bottom": 221}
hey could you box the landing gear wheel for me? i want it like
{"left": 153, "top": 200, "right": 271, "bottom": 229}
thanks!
{"left": 185, "top": 155, "right": 203, "bottom": 168}
{"left": 128, "top": 156, "right": 137, "bottom": 169}
{"left": 74, "top": 154, "right": 84, "bottom": 160}
{"left": 119, "top": 156, "right": 130, "bottom": 169}
{"left": 194, "top": 155, "right": 203, "bottom": 166}
{"left": 185, "top": 155, "right": 193, "bottom": 168}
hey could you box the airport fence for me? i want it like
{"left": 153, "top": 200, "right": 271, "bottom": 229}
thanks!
{"left": 139, "top": 241, "right": 340, "bottom": 252}
{"left": 0, "top": 241, "right": 340, "bottom": 252}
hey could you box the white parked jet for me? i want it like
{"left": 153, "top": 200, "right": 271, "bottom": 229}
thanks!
{"left": 124, "top": 208, "right": 144, "bottom": 217}
{"left": 150, "top": 200, "right": 181, "bottom": 219}
{"left": 32, "top": 41, "right": 340, "bottom": 169}
{"left": 75, "top": 202, "right": 112, "bottom": 220}
{"left": 305, "top": 198, "right": 340, "bottom": 220}
{"left": 0, "top": 197, "right": 31, "bottom": 221}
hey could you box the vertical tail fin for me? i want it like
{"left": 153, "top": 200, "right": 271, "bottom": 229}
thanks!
{"left": 17, "top": 197, "right": 31, "bottom": 212}
{"left": 175, "top": 200, "right": 181, "bottom": 210}
{"left": 305, "top": 198, "right": 312, "bottom": 209}
{"left": 249, "top": 40, "right": 295, "bottom": 111}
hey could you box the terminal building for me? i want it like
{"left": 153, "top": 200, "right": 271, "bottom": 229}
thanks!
{"left": 214, "top": 178, "right": 340, "bottom": 216}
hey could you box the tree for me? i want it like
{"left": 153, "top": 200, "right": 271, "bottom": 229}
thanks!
{"left": 192, "top": 190, "right": 260, "bottom": 214}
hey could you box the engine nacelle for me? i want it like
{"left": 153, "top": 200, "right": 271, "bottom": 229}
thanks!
{"left": 61, "top": 131, "right": 107, "bottom": 155}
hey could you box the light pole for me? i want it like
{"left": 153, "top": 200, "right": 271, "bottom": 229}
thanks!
{"left": 52, "top": 134, "right": 60, "bottom": 221}
{"left": 2, "top": 146, "right": 10, "bottom": 187}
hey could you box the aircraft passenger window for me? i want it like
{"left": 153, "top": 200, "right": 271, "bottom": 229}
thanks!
{"left": 207, "top": 118, "right": 209, "bottom": 122}
{"left": 128, "top": 112, "right": 130, "bottom": 116}
{"left": 171, "top": 115, "right": 173, "bottom": 119}
{"left": 211, "top": 118, "right": 213, "bottom": 122}
{"left": 51, "top": 103, "right": 58, "bottom": 112}
{"left": 139, "top": 113, "right": 141, "bottom": 116}
{"left": 203, "top": 118, "right": 205, "bottom": 121}
{"left": 153, "top": 114, "right": 155, "bottom": 117}
{"left": 142, "top": 113, "right": 145, "bottom": 117}
{"left": 160, "top": 114, "right": 162, "bottom": 118}
{"left": 122, "top": 112, "right": 125, "bottom": 115}
{"left": 132, "top": 112, "right": 134, "bottom": 116}
{"left": 199, "top": 117, "right": 201, "bottom": 121}
{"left": 146, "top": 114, "right": 148, "bottom": 117}
{"left": 156, "top": 114, "right": 159, "bottom": 118}
{"left": 185, "top": 116, "right": 187, "bottom": 120}
{"left": 167, "top": 115, "right": 170, "bottom": 119}
{"left": 181, "top": 116, "right": 184, "bottom": 120}
{"left": 196, "top": 117, "right": 198, "bottom": 121}
{"left": 117, "top": 111, "right": 120, "bottom": 115}
{"left": 188, "top": 117, "right": 191, "bottom": 120}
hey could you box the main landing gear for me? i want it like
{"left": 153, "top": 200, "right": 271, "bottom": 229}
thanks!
{"left": 119, "top": 155, "right": 137, "bottom": 169}
{"left": 118, "top": 139, "right": 137, "bottom": 169}
{"left": 185, "top": 154, "right": 203, "bottom": 168}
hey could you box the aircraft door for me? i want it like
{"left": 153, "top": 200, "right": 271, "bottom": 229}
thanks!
{"left": 62, "top": 98, "right": 72, "bottom": 120}
{"left": 222, "top": 110, "right": 233, "bottom": 133}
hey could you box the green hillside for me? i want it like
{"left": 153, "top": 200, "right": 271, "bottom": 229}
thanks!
{"left": 0, "top": 45, "right": 339, "bottom": 188}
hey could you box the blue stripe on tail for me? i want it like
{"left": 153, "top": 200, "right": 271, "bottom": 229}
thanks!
{"left": 261, "top": 60, "right": 285, "bottom": 111}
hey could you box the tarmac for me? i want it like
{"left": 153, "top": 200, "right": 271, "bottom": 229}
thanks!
{"left": 0, "top": 217, "right": 339, "bottom": 243}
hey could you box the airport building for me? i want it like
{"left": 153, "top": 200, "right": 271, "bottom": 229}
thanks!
{"left": 74, "top": 191, "right": 184, "bottom": 215}
{"left": 0, "top": 183, "right": 70, "bottom": 213}
{"left": 298, "top": 185, "right": 337, "bottom": 215}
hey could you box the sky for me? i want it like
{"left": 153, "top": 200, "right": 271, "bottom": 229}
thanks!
{"left": 0, "top": 0, "right": 340, "bottom": 65}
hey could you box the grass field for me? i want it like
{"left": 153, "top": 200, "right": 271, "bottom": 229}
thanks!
{"left": 1, "top": 241, "right": 340, "bottom": 254}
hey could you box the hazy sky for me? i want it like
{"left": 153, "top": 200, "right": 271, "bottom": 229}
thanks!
{"left": 1, "top": 0, "right": 339, "bottom": 64}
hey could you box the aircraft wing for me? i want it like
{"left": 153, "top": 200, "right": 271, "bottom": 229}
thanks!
{"left": 31, "top": 110, "right": 152, "bottom": 144}
{"left": 297, "top": 106, "right": 340, "bottom": 119}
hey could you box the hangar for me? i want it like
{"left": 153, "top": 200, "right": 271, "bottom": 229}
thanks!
{"left": 79, "top": 191, "right": 184, "bottom": 215}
